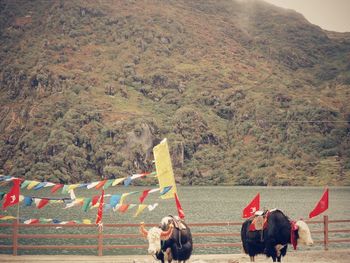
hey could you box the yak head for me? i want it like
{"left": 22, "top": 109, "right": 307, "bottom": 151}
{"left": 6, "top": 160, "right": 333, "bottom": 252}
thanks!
{"left": 296, "top": 220, "right": 314, "bottom": 246}
{"left": 140, "top": 222, "right": 174, "bottom": 255}
{"left": 160, "top": 216, "right": 176, "bottom": 230}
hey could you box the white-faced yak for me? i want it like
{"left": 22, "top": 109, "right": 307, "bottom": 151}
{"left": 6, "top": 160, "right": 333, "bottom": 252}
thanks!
{"left": 241, "top": 209, "right": 313, "bottom": 262}
{"left": 140, "top": 215, "right": 193, "bottom": 263}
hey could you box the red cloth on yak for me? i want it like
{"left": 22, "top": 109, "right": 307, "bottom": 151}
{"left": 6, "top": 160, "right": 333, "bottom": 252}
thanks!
{"left": 290, "top": 221, "right": 298, "bottom": 250}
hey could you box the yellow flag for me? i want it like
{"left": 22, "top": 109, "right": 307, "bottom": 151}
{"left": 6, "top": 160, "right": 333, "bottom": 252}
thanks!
{"left": 153, "top": 138, "right": 177, "bottom": 199}
{"left": 82, "top": 219, "right": 92, "bottom": 224}
{"left": 27, "top": 181, "right": 40, "bottom": 190}
{"left": 119, "top": 193, "right": 129, "bottom": 205}
{"left": 0, "top": 216, "right": 16, "bottom": 220}
{"left": 112, "top": 177, "right": 125, "bottom": 186}
{"left": 68, "top": 184, "right": 79, "bottom": 191}
{"left": 133, "top": 204, "right": 148, "bottom": 218}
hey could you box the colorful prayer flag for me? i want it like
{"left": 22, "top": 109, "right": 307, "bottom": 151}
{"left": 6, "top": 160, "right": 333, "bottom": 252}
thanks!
{"left": 82, "top": 198, "right": 92, "bottom": 212}
{"left": 91, "top": 195, "right": 100, "bottom": 206}
{"left": 51, "top": 184, "right": 63, "bottom": 193}
{"left": 68, "top": 184, "right": 80, "bottom": 191}
{"left": 39, "top": 218, "right": 53, "bottom": 223}
{"left": 87, "top": 181, "right": 99, "bottom": 189}
{"left": 0, "top": 215, "right": 16, "bottom": 220}
{"left": 37, "top": 199, "right": 49, "bottom": 209}
{"left": 242, "top": 193, "right": 260, "bottom": 218}
{"left": 24, "top": 196, "right": 33, "bottom": 207}
{"left": 27, "top": 181, "right": 40, "bottom": 190}
{"left": 0, "top": 192, "right": 5, "bottom": 201}
{"left": 119, "top": 191, "right": 138, "bottom": 205}
{"left": 33, "top": 182, "right": 47, "bottom": 190}
{"left": 103, "top": 179, "right": 114, "bottom": 190}
{"left": 24, "top": 218, "right": 39, "bottom": 224}
{"left": 153, "top": 138, "right": 177, "bottom": 199}
{"left": 83, "top": 219, "right": 91, "bottom": 224}
{"left": 0, "top": 175, "right": 12, "bottom": 181}
{"left": 43, "top": 182, "right": 56, "bottom": 188}
{"left": 123, "top": 176, "right": 132, "bottom": 186}
{"left": 112, "top": 178, "right": 125, "bottom": 186}
{"left": 118, "top": 204, "right": 130, "bottom": 213}
{"left": 134, "top": 204, "right": 148, "bottom": 217}
{"left": 309, "top": 188, "right": 329, "bottom": 219}
{"left": 160, "top": 186, "right": 172, "bottom": 195}
{"left": 95, "top": 180, "right": 107, "bottom": 190}
{"left": 61, "top": 185, "right": 69, "bottom": 194}
{"left": 148, "top": 203, "right": 158, "bottom": 211}
{"left": 20, "top": 180, "right": 31, "bottom": 189}
{"left": 139, "top": 189, "right": 151, "bottom": 204}
{"left": 110, "top": 194, "right": 121, "bottom": 208}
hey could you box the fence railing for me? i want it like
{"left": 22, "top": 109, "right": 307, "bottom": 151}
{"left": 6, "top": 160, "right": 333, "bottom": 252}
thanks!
{"left": 0, "top": 215, "right": 349, "bottom": 256}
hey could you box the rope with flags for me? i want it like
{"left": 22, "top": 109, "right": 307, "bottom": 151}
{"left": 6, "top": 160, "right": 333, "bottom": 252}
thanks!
{"left": 0, "top": 172, "right": 157, "bottom": 193}
{"left": 0, "top": 139, "right": 187, "bottom": 226}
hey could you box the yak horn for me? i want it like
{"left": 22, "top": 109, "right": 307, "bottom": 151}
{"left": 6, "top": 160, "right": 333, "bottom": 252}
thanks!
{"left": 140, "top": 222, "right": 148, "bottom": 238}
{"left": 160, "top": 224, "right": 174, "bottom": 240}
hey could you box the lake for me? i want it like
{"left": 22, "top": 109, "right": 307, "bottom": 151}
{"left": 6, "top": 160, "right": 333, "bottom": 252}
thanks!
{"left": 1, "top": 186, "right": 350, "bottom": 255}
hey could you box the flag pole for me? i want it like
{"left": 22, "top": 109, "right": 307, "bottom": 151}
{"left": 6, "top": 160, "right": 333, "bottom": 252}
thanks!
{"left": 16, "top": 200, "right": 20, "bottom": 223}
{"left": 17, "top": 179, "right": 21, "bottom": 224}
{"left": 14, "top": 189, "right": 20, "bottom": 256}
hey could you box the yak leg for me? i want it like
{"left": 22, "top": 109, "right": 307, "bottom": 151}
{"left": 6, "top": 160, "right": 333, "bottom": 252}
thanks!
{"left": 164, "top": 248, "right": 172, "bottom": 263}
{"left": 249, "top": 256, "right": 255, "bottom": 262}
{"left": 265, "top": 239, "right": 278, "bottom": 262}
{"left": 275, "top": 244, "right": 285, "bottom": 262}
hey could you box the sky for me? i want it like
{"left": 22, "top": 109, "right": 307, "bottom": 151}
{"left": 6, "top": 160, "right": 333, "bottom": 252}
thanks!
{"left": 263, "top": 0, "right": 350, "bottom": 32}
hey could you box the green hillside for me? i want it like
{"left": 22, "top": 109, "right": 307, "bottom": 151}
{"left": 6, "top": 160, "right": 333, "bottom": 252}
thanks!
{"left": 0, "top": 0, "right": 349, "bottom": 186}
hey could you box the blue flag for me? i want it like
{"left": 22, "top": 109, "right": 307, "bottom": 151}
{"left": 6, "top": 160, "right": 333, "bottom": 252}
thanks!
{"left": 24, "top": 196, "right": 33, "bottom": 206}
{"left": 160, "top": 186, "right": 172, "bottom": 195}
{"left": 110, "top": 194, "right": 121, "bottom": 208}
{"left": 124, "top": 176, "right": 132, "bottom": 186}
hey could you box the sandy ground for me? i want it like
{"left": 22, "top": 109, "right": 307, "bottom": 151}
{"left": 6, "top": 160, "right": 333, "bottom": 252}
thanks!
{"left": 1, "top": 250, "right": 350, "bottom": 263}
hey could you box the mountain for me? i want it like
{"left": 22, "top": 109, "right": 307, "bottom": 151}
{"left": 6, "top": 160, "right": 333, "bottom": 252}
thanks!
{"left": 0, "top": 0, "right": 349, "bottom": 186}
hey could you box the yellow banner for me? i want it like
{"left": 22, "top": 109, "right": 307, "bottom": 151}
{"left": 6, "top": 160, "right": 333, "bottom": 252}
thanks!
{"left": 153, "top": 138, "right": 177, "bottom": 199}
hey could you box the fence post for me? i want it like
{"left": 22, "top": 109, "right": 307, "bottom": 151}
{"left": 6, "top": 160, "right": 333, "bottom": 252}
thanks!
{"left": 12, "top": 220, "right": 18, "bottom": 256}
{"left": 323, "top": 215, "right": 329, "bottom": 251}
{"left": 98, "top": 225, "right": 103, "bottom": 256}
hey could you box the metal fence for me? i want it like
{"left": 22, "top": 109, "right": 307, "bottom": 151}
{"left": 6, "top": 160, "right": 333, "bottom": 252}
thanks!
{"left": 0, "top": 216, "right": 349, "bottom": 256}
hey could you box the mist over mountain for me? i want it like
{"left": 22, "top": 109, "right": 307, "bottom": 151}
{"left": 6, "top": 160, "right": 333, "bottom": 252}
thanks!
{"left": 0, "top": 0, "right": 349, "bottom": 186}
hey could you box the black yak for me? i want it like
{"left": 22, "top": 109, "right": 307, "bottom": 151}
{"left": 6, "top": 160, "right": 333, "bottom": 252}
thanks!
{"left": 241, "top": 209, "right": 313, "bottom": 262}
{"left": 140, "top": 215, "right": 193, "bottom": 263}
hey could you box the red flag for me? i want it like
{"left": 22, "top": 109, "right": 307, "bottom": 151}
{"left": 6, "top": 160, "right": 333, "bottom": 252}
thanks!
{"left": 242, "top": 193, "right": 260, "bottom": 218}
{"left": 309, "top": 188, "right": 329, "bottom": 219}
{"left": 37, "top": 199, "right": 49, "bottom": 209}
{"left": 118, "top": 204, "right": 130, "bottom": 213}
{"left": 174, "top": 193, "right": 185, "bottom": 219}
{"left": 51, "top": 184, "right": 63, "bottom": 193}
{"left": 139, "top": 189, "right": 151, "bottom": 204}
{"left": 91, "top": 195, "right": 100, "bottom": 206}
{"left": 2, "top": 179, "right": 21, "bottom": 209}
{"left": 24, "top": 218, "right": 40, "bottom": 224}
{"left": 95, "top": 190, "right": 104, "bottom": 225}
{"left": 95, "top": 180, "right": 107, "bottom": 190}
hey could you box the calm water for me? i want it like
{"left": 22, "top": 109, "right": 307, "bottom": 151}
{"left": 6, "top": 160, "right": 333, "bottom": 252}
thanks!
{"left": 1, "top": 186, "right": 350, "bottom": 255}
